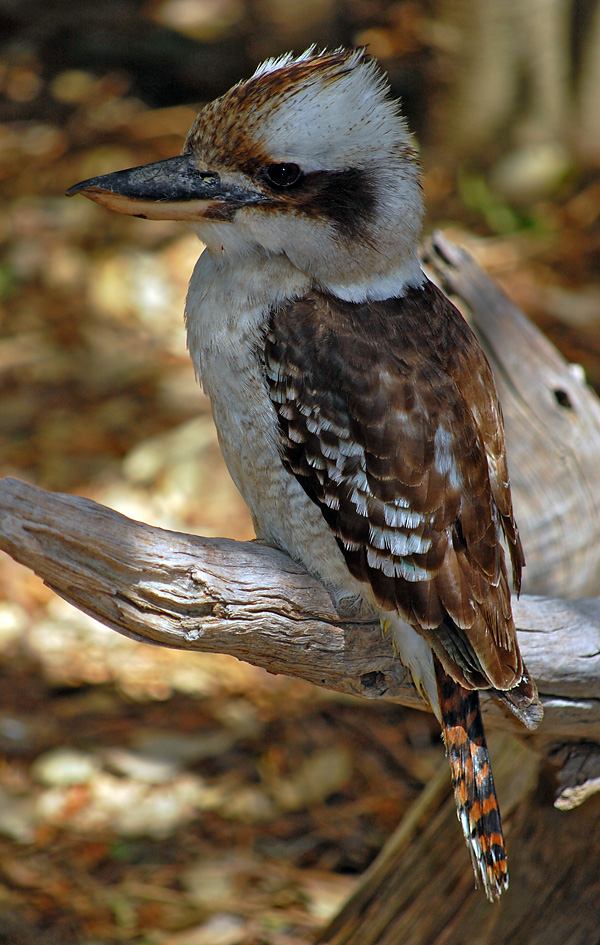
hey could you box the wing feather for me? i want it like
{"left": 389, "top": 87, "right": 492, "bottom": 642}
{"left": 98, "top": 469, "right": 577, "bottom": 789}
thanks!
{"left": 265, "top": 281, "right": 528, "bottom": 694}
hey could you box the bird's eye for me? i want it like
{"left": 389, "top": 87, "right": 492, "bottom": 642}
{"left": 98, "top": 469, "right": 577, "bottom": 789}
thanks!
{"left": 265, "top": 163, "right": 302, "bottom": 188}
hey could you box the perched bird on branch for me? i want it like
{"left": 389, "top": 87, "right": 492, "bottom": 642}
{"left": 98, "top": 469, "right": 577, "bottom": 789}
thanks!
{"left": 67, "top": 47, "right": 542, "bottom": 900}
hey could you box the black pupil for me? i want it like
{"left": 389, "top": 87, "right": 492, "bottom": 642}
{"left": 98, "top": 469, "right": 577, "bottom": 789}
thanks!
{"left": 266, "top": 163, "right": 301, "bottom": 187}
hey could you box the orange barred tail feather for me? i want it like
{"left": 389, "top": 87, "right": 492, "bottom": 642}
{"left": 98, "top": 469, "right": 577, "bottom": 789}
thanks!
{"left": 434, "top": 659, "right": 508, "bottom": 901}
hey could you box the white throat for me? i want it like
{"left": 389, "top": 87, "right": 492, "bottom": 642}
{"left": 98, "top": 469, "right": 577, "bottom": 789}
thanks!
{"left": 325, "top": 255, "right": 424, "bottom": 302}
{"left": 185, "top": 247, "right": 311, "bottom": 376}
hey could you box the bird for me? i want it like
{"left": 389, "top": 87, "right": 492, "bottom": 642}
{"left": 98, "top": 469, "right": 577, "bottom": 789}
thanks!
{"left": 67, "top": 47, "right": 543, "bottom": 900}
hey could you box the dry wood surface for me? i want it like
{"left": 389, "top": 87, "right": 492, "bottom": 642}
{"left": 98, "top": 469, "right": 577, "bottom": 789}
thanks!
{"left": 423, "top": 232, "right": 600, "bottom": 598}
{"left": 0, "top": 476, "right": 598, "bottom": 752}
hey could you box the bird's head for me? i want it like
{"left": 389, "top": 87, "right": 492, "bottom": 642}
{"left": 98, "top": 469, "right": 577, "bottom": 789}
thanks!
{"left": 68, "top": 48, "right": 424, "bottom": 301}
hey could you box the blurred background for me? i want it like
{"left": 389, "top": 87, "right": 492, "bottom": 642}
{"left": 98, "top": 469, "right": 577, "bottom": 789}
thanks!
{"left": 0, "top": 2, "right": 599, "bottom": 943}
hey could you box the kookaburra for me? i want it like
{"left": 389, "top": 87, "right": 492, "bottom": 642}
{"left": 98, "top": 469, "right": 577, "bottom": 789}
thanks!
{"left": 68, "top": 48, "right": 542, "bottom": 900}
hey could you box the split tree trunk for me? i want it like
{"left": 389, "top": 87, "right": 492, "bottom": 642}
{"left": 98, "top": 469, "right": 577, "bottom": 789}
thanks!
{"left": 1, "top": 233, "right": 599, "bottom": 943}
{"left": 316, "top": 734, "right": 600, "bottom": 945}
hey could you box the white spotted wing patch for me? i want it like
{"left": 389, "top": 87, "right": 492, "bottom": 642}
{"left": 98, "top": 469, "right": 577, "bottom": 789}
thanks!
{"left": 264, "top": 320, "right": 441, "bottom": 595}
{"left": 434, "top": 425, "right": 463, "bottom": 490}
{"left": 264, "top": 284, "right": 527, "bottom": 695}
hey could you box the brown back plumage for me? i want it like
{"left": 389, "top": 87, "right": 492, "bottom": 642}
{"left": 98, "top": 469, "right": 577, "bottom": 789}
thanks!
{"left": 265, "top": 278, "right": 533, "bottom": 698}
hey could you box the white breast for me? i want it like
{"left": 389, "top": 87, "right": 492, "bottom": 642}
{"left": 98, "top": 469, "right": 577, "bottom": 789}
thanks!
{"left": 184, "top": 248, "right": 365, "bottom": 610}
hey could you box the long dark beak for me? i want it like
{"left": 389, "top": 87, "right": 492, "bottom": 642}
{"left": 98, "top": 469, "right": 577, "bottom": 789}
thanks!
{"left": 66, "top": 154, "right": 259, "bottom": 221}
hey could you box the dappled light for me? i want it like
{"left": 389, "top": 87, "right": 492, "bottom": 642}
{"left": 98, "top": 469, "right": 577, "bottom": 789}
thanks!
{"left": 0, "top": 2, "right": 599, "bottom": 942}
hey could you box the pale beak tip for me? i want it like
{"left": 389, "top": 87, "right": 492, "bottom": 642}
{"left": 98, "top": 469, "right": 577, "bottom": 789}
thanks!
{"left": 65, "top": 179, "right": 94, "bottom": 198}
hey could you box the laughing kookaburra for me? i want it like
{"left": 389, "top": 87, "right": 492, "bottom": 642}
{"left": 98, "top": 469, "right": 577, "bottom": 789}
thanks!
{"left": 67, "top": 48, "right": 542, "bottom": 900}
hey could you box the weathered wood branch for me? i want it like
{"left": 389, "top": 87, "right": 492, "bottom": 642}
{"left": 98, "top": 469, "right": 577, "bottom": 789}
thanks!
{"left": 1, "top": 477, "right": 599, "bottom": 747}
{"left": 423, "top": 232, "right": 600, "bottom": 598}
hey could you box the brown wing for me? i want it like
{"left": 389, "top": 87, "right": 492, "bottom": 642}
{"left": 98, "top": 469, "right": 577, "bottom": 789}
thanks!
{"left": 265, "top": 279, "right": 526, "bottom": 693}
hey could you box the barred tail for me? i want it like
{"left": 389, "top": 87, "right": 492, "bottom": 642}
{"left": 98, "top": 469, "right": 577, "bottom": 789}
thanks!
{"left": 435, "top": 659, "right": 508, "bottom": 901}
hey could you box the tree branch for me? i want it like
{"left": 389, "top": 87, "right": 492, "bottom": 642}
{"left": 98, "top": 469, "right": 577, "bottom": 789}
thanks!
{"left": 1, "top": 477, "right": 598, "bottom": 745}
{"left": 423, "top": 232, "right": 600, "bottom": 598}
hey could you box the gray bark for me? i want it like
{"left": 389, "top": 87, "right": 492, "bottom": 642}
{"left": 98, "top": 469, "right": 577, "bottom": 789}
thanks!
{"left": 0, "top": 477, "right": 598, "bottom": 753}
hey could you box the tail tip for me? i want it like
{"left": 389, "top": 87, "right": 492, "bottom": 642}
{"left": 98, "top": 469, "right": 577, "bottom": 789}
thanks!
{"left": 459, "top": 809, "right": 508, "bottom": 901}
